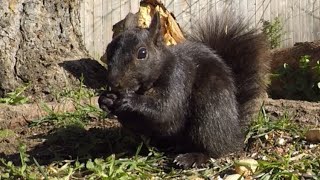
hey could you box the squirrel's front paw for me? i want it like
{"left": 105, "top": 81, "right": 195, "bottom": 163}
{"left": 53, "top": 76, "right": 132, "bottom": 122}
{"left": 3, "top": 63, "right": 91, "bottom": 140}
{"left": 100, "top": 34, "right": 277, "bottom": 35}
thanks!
{"left": 114, "top": 93, "right": 137, "bottom": 112}
{"left": 98, "top": 91, "right": 117, "bottom": 112}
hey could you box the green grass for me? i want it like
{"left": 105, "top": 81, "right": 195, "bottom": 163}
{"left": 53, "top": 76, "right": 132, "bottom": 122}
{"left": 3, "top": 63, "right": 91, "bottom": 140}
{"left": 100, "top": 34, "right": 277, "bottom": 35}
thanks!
{"left": 53, "top": 75, "right": 98, "bottom": 102}
{"left": 0, "top": 142, "right": 237, "bottom": 179}
{"left": 245, "top": 107, "right": 319, "bottom": 179}
{"left": 0, "top": 143, "right": 168, "bottom": 179}
{"left": 0, "top": 82, "right": 319, "bottom": 179}
{"left": 0, "top": 83, "right": 29, "bottom": 105}
{"left": 0, "top": 129, "right": 16, "bottom": 141}
{"left": 31, "top": 76, "right": 106, "bottom": 128}
{"left": 30, "top": 102, "right": 106, "bottom": 128}
{"left": 245, "top": 106, "right": 305, "bottom": 143}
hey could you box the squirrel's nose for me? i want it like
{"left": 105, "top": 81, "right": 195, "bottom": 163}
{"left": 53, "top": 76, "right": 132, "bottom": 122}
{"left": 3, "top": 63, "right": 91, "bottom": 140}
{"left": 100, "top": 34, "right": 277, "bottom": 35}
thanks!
{"left": 111, "top": 83, "right": 121, "bottom": 92}
{"left": 107, "top": 78, "right": 121, "bottom": 91}
{"left": 106, "top": 70, "right": 122, "bottom": 91}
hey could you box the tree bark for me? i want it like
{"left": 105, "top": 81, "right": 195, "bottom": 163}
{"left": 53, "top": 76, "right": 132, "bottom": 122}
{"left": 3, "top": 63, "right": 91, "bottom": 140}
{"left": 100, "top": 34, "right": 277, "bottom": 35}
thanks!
{"left": 0, "top": 0, "right": 107, "bottom": 99}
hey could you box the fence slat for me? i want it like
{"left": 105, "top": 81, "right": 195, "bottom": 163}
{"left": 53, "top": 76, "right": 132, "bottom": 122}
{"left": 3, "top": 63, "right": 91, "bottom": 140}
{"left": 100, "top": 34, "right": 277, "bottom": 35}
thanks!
{"left": 316, "top": 0, "right": 320, "bottom": 41}
{"left": 92, "top": 0, "right": 102, "bottom": 59}
{"left": 84, "top": 0, "right": 94, "bottom": 56}
{"left": 80, "top": 0, "right": 320, "bottom": 58}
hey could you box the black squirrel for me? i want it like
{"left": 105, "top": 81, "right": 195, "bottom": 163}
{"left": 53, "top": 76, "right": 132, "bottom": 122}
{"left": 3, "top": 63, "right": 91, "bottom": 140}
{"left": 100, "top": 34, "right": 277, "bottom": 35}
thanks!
{"left": 98, "top": 9, "right": 270, "bottom": 168}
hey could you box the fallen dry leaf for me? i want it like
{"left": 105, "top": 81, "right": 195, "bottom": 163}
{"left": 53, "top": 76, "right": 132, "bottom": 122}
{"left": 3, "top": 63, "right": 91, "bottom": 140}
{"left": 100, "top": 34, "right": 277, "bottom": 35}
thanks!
{"left": 235, "top": 159, "right": 259, "bottom": 177}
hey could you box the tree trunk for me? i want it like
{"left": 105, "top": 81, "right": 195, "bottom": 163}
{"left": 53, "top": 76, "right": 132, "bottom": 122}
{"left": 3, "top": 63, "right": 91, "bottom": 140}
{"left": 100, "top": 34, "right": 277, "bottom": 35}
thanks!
{"left": 0, "top": 0, "right": 107, "bottom": 100}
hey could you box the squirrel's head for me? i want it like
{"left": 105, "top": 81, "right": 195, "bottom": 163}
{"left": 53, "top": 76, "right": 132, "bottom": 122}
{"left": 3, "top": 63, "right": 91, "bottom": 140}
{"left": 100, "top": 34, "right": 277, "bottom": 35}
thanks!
{"left": 103, "top": 13, "right": 165, "bottom": 94}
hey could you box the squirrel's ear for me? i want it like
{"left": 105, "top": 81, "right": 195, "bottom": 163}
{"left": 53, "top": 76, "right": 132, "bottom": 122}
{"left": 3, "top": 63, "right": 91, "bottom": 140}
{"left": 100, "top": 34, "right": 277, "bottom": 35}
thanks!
{"left": 149, "top": 12, "right": 162, "bottom": 44}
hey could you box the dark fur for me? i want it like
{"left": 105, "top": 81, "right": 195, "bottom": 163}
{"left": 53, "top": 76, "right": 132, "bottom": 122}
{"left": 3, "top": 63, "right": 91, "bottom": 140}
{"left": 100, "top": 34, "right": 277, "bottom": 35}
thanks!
{"left": 189, "top": 11, "right": 270, "bottom": 128}
{"left": 99, "top": 10, "right": 270, "bottom": 168}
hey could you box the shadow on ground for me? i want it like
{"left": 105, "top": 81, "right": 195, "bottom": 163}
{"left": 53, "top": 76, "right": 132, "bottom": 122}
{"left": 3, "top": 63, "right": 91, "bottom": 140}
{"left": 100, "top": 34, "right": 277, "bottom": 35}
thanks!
{"left": 59, "top": 58, "right": 108, "bottom": 89}
{"left": 0, "top": 122, "right": 143, "bottom": 165}
{"left": 1, "top": 59, "right": 146, "bottom": 166}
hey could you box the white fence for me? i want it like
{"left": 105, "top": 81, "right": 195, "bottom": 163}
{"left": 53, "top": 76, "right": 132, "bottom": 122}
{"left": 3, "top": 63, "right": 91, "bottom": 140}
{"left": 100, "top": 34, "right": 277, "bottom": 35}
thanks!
{"left": 80, "top": 0, "right": 320, "bottom": 59}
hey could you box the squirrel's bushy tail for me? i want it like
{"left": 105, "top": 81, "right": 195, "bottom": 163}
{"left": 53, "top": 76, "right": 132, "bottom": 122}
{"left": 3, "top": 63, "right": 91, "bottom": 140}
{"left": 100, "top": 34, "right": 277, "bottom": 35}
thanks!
{"left": 190, "top": 9, "right": 271, "bottom": 127}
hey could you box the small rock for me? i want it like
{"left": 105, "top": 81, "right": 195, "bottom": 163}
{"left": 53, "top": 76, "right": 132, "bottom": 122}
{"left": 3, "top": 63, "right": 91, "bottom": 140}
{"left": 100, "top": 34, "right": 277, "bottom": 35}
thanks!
{"left": 277, "top": 138, "right": 286, "bottom": 145}
{"left": 309, "top": 144, "right": 317, "bottom": 148}
{"left": 224, "top": 174, "right": 244, "bottom": 180}
{"left": 305, "top": 128, "right": 320, "bottom": 143}
{"left": 275, "top": 147, "right": 284, "bottom": 154}
{"left": 235, "top": 159, "right": 259, "bottom": 176}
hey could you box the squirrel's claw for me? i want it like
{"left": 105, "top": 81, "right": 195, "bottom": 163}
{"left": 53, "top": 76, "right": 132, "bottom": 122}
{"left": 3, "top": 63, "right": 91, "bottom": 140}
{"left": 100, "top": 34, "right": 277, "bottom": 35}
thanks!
{"left": 174, "top": 153, "right": 209, "bottom": 169}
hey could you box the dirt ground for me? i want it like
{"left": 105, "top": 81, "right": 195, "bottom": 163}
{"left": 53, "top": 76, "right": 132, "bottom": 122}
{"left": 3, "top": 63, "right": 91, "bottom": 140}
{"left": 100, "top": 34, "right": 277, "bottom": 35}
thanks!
{"left": 0, "top": 111, "right": 139, "bottom": 165}
{"left": 0, "top": 97, "right": 319, "bottom": 166}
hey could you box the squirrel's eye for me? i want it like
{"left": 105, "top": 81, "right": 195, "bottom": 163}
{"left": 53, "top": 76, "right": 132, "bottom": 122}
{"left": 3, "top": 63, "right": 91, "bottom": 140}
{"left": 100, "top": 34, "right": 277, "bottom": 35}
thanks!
{"left": 137, "top": 47, "right": 148, "bottom": 60}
